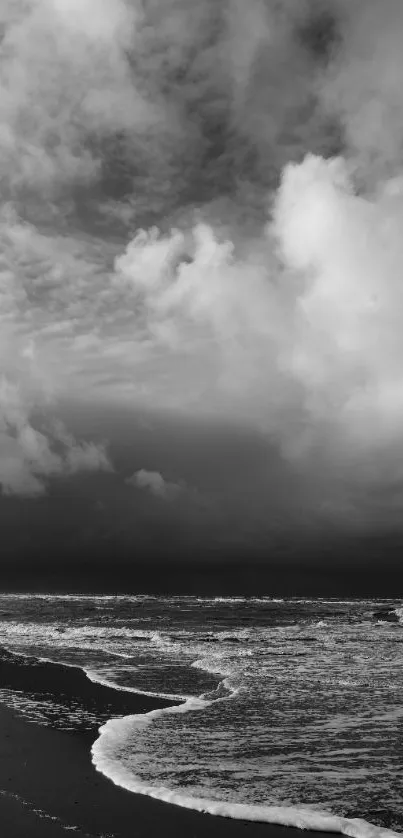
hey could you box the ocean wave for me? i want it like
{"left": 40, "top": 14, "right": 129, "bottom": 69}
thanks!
{"left": 92, "top": 701, "right": 401, "bottom": 838}
{"left": 2, "top": 593, "right": 392, "bottom": 604}
{"left": 2, "top": 593, "right": 403, "bottom": 834}
{"left": 83, "top": 668, "right": 190, "bottom": 702}
{"left": 0, "top": 619, "right": 164, "bottom": 652}
{"left": 0, "top": 643, "right": 190, "bottom": 704}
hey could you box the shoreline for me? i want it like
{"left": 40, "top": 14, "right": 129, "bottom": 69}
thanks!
{"left": 0, "top": 647, "right": 345, "bottom": 838}
{"left": 0, "top": 702, "right": 343, "bottom": 838}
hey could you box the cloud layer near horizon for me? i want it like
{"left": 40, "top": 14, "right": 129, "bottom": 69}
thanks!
{"left": 1, "top": 1, "right": 403, "bottom": 524}
{"left": 127, "top": 469, "right": 183, "bottom": 499}
{"left": 0, "top": 349, "right": 111, "bottom": 496}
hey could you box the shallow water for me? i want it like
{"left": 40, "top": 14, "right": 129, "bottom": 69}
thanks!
{"left": 0, "top": 594, "right": 402, "bottom": 835}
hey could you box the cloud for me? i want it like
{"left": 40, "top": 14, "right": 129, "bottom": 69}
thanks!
{"left": 0, "top": 0, "right": 156, "bottom": 198}
{"left": 319, "top": 0, "right": 403, "bottom": 184}
{"left": 0, "top": 0, "right": 342, "bottom": 229}
{"left": 126, "top": 469, "right": 182, "bottom": 500}
{"left": 1, "top": 0, "right": 403, "bottom": 531}
{"left": 109, "top": 145, "right": 403, "bottom": 529}
{"left": 0, "top": 369, "right": 112, "bottom": 497}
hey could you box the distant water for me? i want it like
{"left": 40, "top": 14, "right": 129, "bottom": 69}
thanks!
{"left": 0, "top": 594, "right": 402, "bottom": 837}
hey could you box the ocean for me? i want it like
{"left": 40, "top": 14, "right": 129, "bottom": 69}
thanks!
{"left": 0, "top": 594, "right": 402, "bottom": 837}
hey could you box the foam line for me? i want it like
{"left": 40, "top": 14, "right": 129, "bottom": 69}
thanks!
{"left": 0, "top": 644, "right": 189, "bottom": 703}
{"left": 91, "top": 695, "right": 401, "bottom": 838}
{"left": 83, "top": 668, "right": 190, "bottom": 702}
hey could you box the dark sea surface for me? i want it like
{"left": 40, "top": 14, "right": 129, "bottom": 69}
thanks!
{"left": 0, "top": 594, "right": 402, "bottom": 836}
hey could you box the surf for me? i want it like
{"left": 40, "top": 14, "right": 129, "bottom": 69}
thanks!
{"left": 91, "top": 688, "right": 401, "bottom": 838}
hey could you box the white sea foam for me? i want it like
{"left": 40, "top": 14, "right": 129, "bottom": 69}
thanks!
{"left": 92, "top": 703, "right": 401, "bottom": 838}
{"left": 0, "top": 593, "right": 379, "bottom": 604}
{"left": 84, "top": 668, "right": 189, "bottom": 702}
{"left": 393, "top": 607, "right": 403, "bottom": 624}
{"left": 0, "top": 619, "right": 163, "bottom": 647}
{"left": 0, "top": 687, "right": 100, "bottom": 730}
{"left": 1, "top": 645, "right": 189, "bottom": 703}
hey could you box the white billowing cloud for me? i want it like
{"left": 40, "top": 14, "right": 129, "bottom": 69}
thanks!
{"left": 271, "top": 155, "right": 403, "bottom": 459}
{"left": 111, "top": 150, "right": 403, "bottom": 503}
{"left": 112, "top": 221, "right": 288, "bottom": 412}
{"left": 127, "top": 469, "right": 182, "bottom": 500}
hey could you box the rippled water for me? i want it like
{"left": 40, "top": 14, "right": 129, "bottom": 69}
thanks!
{"left": 0, "top": 594, "right": 402, "bottom": 835}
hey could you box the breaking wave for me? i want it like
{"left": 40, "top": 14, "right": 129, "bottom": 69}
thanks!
{"left": 91, "top": 690, "right": 400, "bottom": 838}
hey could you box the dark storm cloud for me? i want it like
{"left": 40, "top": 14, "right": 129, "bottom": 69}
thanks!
{"left": 0, "top": 0, "right": 342, "bottom": 224}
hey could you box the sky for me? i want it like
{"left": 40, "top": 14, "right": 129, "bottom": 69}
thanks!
{"left": 1, "top": 0, "right": 403, "bottom": 591}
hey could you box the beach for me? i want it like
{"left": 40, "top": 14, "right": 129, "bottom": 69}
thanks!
{"left": 0, "top": 653, "right": 339, "bottom": 838}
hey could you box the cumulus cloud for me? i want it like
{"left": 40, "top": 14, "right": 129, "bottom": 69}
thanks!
{"left": 0, "top": 374, "right": 112, "bottom": 497}
{"left": 111, "top": 146, "right": 403, "bottom": 528}
{"left": 126, "top": 469, "right": 182, "bottom": 500}
{"left": 0, "top": 347, "right": 113, "bottom": 498}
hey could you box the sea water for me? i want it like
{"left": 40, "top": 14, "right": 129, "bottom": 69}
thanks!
{"left": 0, "top": 594, "right": 402, "bottom": 836}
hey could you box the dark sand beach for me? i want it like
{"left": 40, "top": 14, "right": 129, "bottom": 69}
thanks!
{"left": 0, "top": 650, "right": 340, "bottom": 838}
